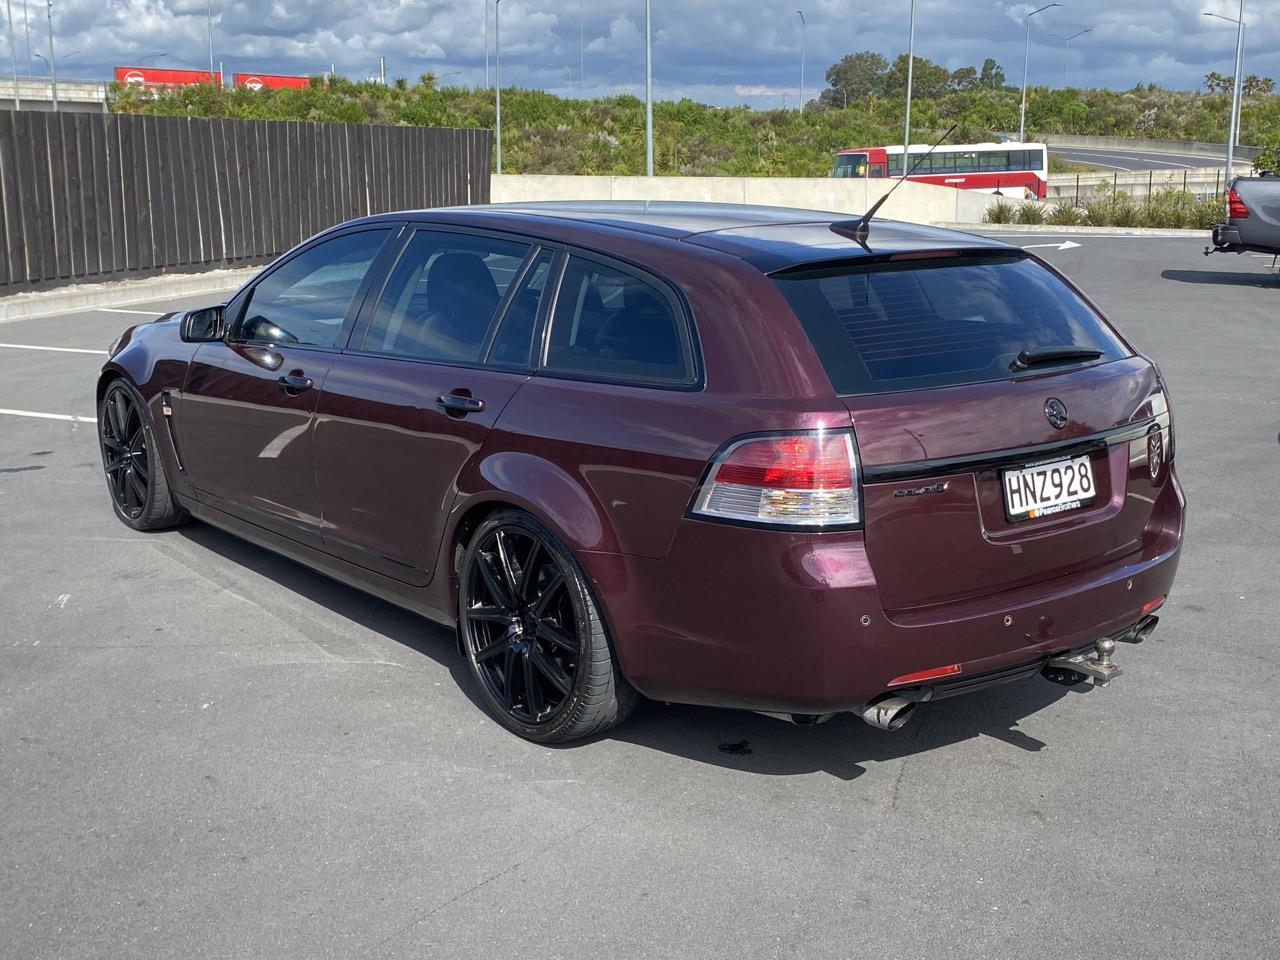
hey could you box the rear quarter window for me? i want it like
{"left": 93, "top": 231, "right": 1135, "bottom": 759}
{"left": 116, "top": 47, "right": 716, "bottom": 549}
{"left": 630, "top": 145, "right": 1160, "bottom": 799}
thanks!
{"left": 543, "top": 256, "right": 696, "bottom": 386}
{"left": 771, "top": 253, "right": 1129, "bottom": 396}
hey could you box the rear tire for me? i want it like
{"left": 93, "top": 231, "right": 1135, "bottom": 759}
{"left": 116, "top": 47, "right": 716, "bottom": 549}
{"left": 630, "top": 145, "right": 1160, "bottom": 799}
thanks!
{"left": 458, "top": 509, "right": 638, "bottom": 744}
{"left": 98, "top": 379, "right": 187, "bottom": 531}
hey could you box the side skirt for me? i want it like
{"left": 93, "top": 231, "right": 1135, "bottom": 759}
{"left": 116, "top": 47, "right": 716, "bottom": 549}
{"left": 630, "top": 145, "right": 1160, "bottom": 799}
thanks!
{"left": 175, "top": 492, "right": 454, "bottom": 629}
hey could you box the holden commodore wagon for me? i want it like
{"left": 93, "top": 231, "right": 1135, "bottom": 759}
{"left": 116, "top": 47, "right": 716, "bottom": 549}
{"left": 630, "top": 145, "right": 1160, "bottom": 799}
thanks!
{"left": 98, "top": 201, "right": 1183, "bottom": 743}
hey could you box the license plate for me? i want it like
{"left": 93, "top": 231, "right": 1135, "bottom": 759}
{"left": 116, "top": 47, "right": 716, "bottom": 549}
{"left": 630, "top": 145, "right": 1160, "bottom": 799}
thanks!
{"left": 1001, "top": 454, "right": 1096, "bottom": 521}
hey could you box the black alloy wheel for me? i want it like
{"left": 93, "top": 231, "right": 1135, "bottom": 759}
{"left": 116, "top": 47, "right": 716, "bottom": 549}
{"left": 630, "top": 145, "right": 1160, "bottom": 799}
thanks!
{"left": 100, "top": 382, "right": 151, "bottom": 521}
{"left": 98, "top": 380, "right": 186, "bottom": 531}
{"left": 459, "top": 510, "right": 636, "bottom": 743}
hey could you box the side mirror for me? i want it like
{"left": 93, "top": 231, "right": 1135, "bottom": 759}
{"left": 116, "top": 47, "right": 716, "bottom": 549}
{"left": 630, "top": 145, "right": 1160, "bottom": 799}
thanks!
{"left": 180, "top": 306, "right": 226, "bottom": 342}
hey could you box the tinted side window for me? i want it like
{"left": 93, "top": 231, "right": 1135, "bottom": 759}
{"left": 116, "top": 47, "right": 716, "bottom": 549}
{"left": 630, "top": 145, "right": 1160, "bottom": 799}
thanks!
{"left": 238, "top": 230, "right": 391, "bottom": 348}
{"left": 362, "top": 229, "right": 531, "bottom": 363}
{"left": 486, "top": 249, "right": 555, "bottom": 369}
{"left": 545, "top": 257, "right": 692, "bottom": 385}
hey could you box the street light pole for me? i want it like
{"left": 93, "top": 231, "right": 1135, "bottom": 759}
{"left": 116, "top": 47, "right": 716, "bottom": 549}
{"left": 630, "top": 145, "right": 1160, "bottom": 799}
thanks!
{"left": 578, "top": 0, "right": 584, "bottom": 97}
{"left": 206, "top": 0, "right": 215, "bottom": 83}
{"left": 644, "top": 0, "right": 653, "bottom": 176}
{"left": 796, "top": 10, "right": 805, "bottom": 112}
{"left": 484, "top": 0, "right": 489, "bottom": 89}
{"left": 21, "top": 0, "right": 30, "bottom": 73}
{"left": 5, "top": 0, "right": 19, "bottom": 110}
{"left": 44, "top": 0, "right": 55, "bottom": 111}
{"left": 495, "top": 0, "right": 502, "bottom": 174}
{"left": 1049, "top": 28, "right": 1090, "bottom": 88}
{"left": 1204, "top": 7, "right": 1246, "bottom": 187}
{"left": 903, "top": 0, "right": 916, "bottom": 158}
{"left": 1019, "top": 2, "right": 1061, "bottom": 143}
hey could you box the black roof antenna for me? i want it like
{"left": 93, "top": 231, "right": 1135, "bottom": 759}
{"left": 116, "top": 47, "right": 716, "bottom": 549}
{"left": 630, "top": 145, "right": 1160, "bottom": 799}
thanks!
{"left": 830, "top": 123, "right": 959, "bottom": 251}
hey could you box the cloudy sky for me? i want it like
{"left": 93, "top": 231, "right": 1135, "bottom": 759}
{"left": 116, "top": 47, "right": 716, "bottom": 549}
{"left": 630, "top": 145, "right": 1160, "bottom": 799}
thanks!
{"left": 8, "top": 0, "right": 1276, "bottom": 106}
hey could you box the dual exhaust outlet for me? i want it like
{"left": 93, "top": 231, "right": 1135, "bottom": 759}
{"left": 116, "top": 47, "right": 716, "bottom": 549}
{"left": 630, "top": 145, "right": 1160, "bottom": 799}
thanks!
{"left": 857, "top": 614, "right": 1159, "bottom": 732}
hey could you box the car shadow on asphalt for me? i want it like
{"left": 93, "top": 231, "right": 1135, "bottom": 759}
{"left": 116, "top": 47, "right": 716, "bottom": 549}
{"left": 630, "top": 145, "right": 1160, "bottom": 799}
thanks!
{"left": 176, "top": 522, "right": 1090, "bottom": 782}
{"left": 1161, "top": 268, "right": 1278, "bottom": 287}
{"left": 174, "top": 523, "right": 488, "bottom": 714}
{"left": 608, "top": 681, "right": 1086, "bottom": 781}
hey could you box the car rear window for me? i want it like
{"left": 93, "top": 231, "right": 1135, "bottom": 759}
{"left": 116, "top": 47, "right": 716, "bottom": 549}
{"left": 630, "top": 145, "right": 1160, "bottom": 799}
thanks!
{"left": 771, "top": 253, "right": 1128, "bottom": 395}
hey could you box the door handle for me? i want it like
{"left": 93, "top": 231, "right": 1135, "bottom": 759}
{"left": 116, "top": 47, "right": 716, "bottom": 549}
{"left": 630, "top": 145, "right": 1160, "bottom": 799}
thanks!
{"left": 278, "top": 373, "right": 314, "bottom": 393}
{"left": 436, "top": 393, "right": 485, "bottom": 414}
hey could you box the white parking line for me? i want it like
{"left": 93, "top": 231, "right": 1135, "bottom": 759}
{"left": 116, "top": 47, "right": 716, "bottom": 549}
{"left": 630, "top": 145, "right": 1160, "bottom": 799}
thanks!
{"left": 0, "top": 407, "right": 96, "bottom": 423}
{"left": 98, "top": 308, "right": 162, "bottom": 316}
{"left": 0, "top": 342, "right": 108, "bottom": 355}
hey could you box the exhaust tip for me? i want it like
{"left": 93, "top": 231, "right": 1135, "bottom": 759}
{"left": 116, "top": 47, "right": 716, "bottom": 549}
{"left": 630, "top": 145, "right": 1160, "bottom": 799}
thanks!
{"left": 861, "top": 694, "right": 916, "bottom": 732}
{"left": 1133, "top": 614, "right": 1160, "bottom": 644}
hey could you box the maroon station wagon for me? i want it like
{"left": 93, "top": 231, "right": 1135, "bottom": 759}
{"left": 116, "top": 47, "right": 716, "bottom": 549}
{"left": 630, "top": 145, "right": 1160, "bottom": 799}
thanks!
{"left": 97, "top": 202, "right": 1184, "bottom": 743}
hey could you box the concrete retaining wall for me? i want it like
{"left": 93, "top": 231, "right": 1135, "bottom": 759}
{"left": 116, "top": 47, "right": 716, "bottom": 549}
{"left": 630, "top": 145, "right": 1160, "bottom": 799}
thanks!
{"left": 1042, "top": 133, "right": 1258, "bottom": 160}
{"left": 490, "top": 174, "right": 998, "bottom": 226}
{"left": 1047, "top": 166, "right": 1234, "bottom": 202}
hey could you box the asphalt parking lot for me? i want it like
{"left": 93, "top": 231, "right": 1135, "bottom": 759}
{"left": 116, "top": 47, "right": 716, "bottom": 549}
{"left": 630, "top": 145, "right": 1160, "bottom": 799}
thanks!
{"left": 2, "top": 234, "right": 1278, "bottom": 959}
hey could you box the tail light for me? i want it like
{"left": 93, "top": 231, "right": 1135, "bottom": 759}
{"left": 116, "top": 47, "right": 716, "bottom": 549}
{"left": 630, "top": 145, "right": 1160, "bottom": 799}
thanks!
{"left": 1227, "top": 188, "right": 1249, "bottom": 219}
{"left": 691, "top": 429, "right": 861, "bottom": 528}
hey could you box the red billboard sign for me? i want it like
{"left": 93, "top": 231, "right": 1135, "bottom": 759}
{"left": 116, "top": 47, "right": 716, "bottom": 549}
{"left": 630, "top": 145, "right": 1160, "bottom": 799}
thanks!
{"left": 233, "top": 73, "right": 312, "bottom": 91}
{"left": 115, "top": 66, "right": 221, "bottom": 87}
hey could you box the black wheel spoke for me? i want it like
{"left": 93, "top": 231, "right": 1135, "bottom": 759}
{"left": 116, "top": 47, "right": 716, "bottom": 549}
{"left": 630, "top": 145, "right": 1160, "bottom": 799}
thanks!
{"left": 110, "top": 391, "right": 129, "bottom": 438}
{"left": 477, "top": 551, "right": 517, "bottom": 610}
{"left": 518, "top": 540, "right": 542, "bottom": 601}
{"left": 531, "top": 569, "right": 565, "bottom": 618}
{"left": 523, "top": 651, "right": 544, "bottom": 717}
{"left": 502, "top": 645, "right": 518, "bottom": 710}
{"left": 531, "top": 647, "right": 573, "bottom": 696}
{"left": 467, "top": 605, "right": 512, "bottom": 625}
{"left": 494, "top": 530, "right": 521, "bottom": 602}
{"left": 128, "top": 469, "right": 148, "bottom": 508}
{"left": 536, "top": 620, "right": 579, "bottom": 655}
{"left": 475, "top": 627, "right": 514, "bottom": 662}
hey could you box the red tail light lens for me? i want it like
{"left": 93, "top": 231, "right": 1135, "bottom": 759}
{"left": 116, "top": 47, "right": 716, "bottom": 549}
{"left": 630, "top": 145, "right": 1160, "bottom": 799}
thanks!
{"left": 692, "top": 430, "right": 861, "bottom": 527}
{"left": 889, "top": 663, "right": 962, "bottom": 686}
{"left": 1227, "top": 189, "right": 1249, "bottom": 219}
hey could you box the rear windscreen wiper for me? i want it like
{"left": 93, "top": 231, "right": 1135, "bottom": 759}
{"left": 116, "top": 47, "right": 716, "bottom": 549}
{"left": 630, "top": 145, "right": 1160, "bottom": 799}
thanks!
{"left": 1010, "top": 347, "right": 1103, "bottom": 371}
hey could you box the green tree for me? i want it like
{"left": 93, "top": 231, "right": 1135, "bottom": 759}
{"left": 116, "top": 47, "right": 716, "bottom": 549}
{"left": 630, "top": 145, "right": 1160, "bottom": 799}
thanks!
{"left": 881, "top": 54, "right": 952, "bottom": 99}
{"left": 1204, "top": 71, "right": 1229, "bottom": 93}
{"left": 950, "top": 65, "right": 979, "bottom": 91}
{"left": 979, "top": 58, "right": 1007, "bottom": 89}
{"left": 821, "top": 51, "right": 888, "bottom": 105}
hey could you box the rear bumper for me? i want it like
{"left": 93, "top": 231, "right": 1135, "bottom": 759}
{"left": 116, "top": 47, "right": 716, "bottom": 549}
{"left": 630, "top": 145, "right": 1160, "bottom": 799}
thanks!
{"left": 1209, "top": 221, "right": 1279, "bottom": 256}
{"left": 1210, "top": 222, "right": 1245, "bottom": 251}
{"left": 585, "top": 467, "right": 1184, "bottom": 715}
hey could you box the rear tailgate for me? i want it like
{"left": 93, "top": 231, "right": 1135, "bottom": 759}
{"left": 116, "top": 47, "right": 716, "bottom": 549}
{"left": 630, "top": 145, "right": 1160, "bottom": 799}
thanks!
{"left": 770, "top": 247, "right": 1173, "bottom": 611}
{"left": 847, "top": 358, "right": 1168, "bottom": 610}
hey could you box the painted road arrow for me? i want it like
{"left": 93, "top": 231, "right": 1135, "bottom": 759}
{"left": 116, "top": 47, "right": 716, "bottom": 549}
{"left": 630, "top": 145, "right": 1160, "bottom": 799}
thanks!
{"left": 1021, "top": 241, "right": 1083, "bottom": 251}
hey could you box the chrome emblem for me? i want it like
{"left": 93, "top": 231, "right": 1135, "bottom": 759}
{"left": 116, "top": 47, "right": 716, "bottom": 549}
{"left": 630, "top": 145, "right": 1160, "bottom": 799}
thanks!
{"left": 1044, "top": 398, "right": 1068, "bottom": 429}
{"left": 893, "top": 481, "right": 950, "bottom": 498}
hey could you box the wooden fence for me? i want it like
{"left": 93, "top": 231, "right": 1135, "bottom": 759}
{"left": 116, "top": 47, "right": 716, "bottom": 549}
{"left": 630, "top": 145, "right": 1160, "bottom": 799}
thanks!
{"left": 0, "top": 111, "right": 492, "bottom": 292}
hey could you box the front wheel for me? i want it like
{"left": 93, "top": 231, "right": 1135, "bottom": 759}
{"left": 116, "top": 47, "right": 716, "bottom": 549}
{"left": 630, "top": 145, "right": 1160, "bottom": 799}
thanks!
{"left": 458, "top": 510, "right": 637, "bottom": 744}
{"left": 98, "top": 379, "right": 187, "bottom": 531}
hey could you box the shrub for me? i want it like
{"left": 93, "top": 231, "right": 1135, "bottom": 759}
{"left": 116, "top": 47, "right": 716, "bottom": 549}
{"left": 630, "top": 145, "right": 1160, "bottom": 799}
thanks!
{"left": 1046, "top": 202, "right": 1086, "bottom": 225}
{"left": 1014, "top": 201, "right": 1047, "bottom": 224}
{"left": 984, "top": 198, "right": 1016, "bottom": 223}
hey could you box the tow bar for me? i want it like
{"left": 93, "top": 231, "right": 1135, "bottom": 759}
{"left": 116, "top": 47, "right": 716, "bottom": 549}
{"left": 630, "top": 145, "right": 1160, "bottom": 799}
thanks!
{"left": 1042, "top": 615, "right": 1158, "bottom": 687}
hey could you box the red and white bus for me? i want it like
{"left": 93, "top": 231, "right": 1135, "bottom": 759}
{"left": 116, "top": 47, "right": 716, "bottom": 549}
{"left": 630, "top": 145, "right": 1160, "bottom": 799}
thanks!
{"left": 833, "top": 142, "right": 1049, "bottom": 199}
